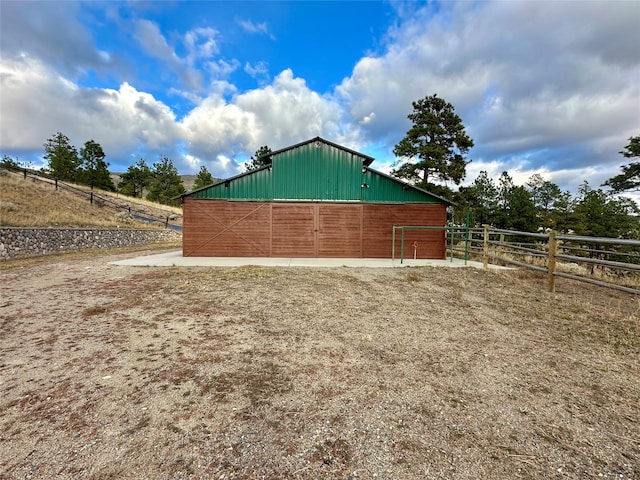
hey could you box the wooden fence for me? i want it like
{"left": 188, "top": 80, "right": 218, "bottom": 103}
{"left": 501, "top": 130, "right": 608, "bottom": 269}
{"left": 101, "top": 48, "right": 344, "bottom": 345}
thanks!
{"left": 449, "top": 226, "right": 640, "bottom": 294}
{"left": 1, "top": 165, "right": 182, "bottom": 231}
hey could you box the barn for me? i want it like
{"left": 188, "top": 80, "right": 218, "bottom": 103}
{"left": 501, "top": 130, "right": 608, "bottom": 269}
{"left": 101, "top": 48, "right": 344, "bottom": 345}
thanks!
{"left": 178, "top": 137, "right": 450, "bottom": 258}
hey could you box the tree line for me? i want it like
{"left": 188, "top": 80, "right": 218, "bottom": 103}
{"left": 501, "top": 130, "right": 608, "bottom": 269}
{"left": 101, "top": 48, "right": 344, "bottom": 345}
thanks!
{"left": 1, "top": 132, "right": 215, "bottom": 207}
{"left": 390, "top": 95, "right": 639, "bottom": 238}
{"left": 1, "top": 111, "right": 638, "bottom": 237}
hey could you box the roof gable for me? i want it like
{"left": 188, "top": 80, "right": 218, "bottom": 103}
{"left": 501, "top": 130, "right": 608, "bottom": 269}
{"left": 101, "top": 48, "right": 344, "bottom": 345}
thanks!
{"left": 267, "top": 136, "right": 375, "bottom": 167}
{"left": 179, "top": 137, "right": 450, "bottom": 205}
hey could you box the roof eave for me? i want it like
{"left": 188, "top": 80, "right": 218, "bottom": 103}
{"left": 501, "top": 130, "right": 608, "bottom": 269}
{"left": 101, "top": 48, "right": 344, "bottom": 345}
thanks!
{"left": 364, "top": 166, "right": 454, "bottom": 205}
{"left": 176, "top": 164, "right": 272, "bottom": 200}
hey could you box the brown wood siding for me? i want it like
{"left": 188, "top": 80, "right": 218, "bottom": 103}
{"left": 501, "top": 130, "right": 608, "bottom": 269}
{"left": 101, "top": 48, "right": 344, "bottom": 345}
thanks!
{"left": 271, "top": 204, "right": 315, "bottom": 257}
{"left": 317, "top": 204, "right": 363, "bottom": 257}
{"left": 362, "top": 204, "right": 446, "bottom": 259}
{"left": 182, "top": 198, "right": 270, "bottom": 256}
{"left": 183, "top": 200, "right": 446, "bottom": 258}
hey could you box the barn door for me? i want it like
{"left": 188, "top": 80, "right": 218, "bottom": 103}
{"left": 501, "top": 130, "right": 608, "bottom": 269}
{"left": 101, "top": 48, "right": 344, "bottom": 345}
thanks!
{"left": 271, "top": 204, "right": 316, "bottom": 257}
{"left": 317, "top": 204, "right": 363, "bottom": 257}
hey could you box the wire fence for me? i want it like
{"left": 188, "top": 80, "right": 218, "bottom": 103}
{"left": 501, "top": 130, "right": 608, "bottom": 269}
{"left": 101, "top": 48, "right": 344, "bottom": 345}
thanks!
{"left": 1, "top": 165, "right": 182, "bottom": 231}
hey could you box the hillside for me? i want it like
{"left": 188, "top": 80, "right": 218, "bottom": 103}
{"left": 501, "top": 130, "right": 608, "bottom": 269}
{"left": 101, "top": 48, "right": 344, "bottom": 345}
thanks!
{"left": 0, "top": 169, "right": 182, "bottom": 228}
{"left": 110, "top": 173, "right": 222, "bottom": 195}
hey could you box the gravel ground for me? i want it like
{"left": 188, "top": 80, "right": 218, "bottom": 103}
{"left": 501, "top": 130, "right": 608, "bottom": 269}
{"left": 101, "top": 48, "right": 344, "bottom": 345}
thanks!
{"left": 0, "top": 249, "right": 638, "bottom": 479}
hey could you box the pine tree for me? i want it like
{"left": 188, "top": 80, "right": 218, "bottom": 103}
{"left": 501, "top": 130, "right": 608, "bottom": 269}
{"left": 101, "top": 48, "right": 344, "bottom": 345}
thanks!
{"left": 44, "top": 132, "right": 81, "bottom": 181}
{"left": 245, "top": 146, "right": 273, "bottom": 171}
{"left": 603, "top": 135, "right": 640, "bottom": 193}
{"left": 119, "top": 159, "right": 152, "bottom": 198}
{"left": 146, "top": 157, "right": 185, "bottom": 206}
{"left": 392, "top": 94, "right": 473, "bottom": 197}
{"left": 193, "top": 165, "right": 214, "bottom": 190}
{"left": 80, "top": 140, "right": 114, "bottom": 190}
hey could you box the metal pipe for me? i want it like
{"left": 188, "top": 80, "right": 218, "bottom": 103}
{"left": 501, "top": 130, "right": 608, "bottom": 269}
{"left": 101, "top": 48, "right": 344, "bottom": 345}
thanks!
{"left": 392, "top": 225, "right": 396, "bottom": 262}
{"left": 553, "top": 271, "right": 640, "bottom": 295}
{"left": 486, "top": 254, "right": 548, "bottom": 272}
{"left": 554, "top": 253, "right": 640, "bottom": 272}
{"left": 464, "top": 211, "right": 470, "bottom": 264}
{"left": 492, "top": 228, "right": 550, "bottom": 239}
{"left": 555, "top": 234, "right": 640, "bottom": 246}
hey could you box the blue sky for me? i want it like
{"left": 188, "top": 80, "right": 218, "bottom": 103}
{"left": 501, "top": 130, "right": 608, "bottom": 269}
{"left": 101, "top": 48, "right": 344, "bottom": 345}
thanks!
{"left": 1, "top": 0, "right": 639, "bottom": 199}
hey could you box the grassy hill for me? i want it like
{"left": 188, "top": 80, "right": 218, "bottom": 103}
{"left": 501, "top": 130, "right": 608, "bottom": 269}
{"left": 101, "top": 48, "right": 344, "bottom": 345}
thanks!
{"left": 1, "top": 168, "right": 182, "bottom": 228}
{"left": 110, "top": 173, "right": 222, "bottom": 194}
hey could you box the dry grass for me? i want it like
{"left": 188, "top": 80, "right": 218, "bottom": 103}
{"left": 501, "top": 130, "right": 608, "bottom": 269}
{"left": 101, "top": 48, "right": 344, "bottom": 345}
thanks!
{"left": 74, "top": 181, "right": 183, "bottom": 217}
{"left": 0, "top": 169, "right": 178, "bottom": 228}
{"left": 0, "top": 251, "right": 638, "bottom": 479}
{"left": 459, "top": 243, "right": 640, "bottom": 291}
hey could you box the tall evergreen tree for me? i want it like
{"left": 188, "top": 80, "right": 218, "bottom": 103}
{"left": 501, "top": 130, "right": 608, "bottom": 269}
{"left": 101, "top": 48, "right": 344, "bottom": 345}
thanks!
{"left": 496, "top": 171, "right": 514, "bottom": 211}
{"left": 245, "top": 146, "right": 273, "bottom": 171}
{"left": 603, "top": 135, "right": 640, "bottom": 193}
{"left": 193, "top": 164, "right": 214, "bottom": 190}
{"left": 470, "top": 170, "right": 499, "bottom": 226}
{"left": 44, "top": 132, "right": 81, "bottom": 181}
{"left": 492, "top": 172, "right": 537, "bottom": 231}
{"left": 119, "top": 159, "right": 152, "bottom": 198}
{"left": 503, "top": 186, "right": 538, "bottom": 232}
{"left": 454, "top": 170, "right": 498, "bottom": 226}
{"left": 80, "top": 140, "right": 114, "bottom": 191}
{"left": 1, "top": 155, "right": 21, "bottom": 170}
{"left": 392, "top": 94, "right": 473, "bottom": 198}
{"left": 574, "top": 181, "right": 639, "bottom": 238}
{"left": 526, "top": 174, "right": 562, "bottom": 230}
{"left": 551, "top": 191, "right": 576, "bottom": 234}
{"left": 146, "top": 157, "right": 185, "bottom": 206}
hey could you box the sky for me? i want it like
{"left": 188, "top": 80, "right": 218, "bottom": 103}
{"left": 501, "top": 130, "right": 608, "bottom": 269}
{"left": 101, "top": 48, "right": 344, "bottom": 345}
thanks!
{"left": 1, "top": 0, "right": 639, "bottom": 200}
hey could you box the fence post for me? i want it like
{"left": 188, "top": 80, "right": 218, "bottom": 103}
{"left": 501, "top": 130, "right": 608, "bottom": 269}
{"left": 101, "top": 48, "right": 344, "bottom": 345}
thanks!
{"left": 55, "top": 179, "right": 58, "bottom": 190}
{"left": 449, "top": 226, "right": 454, "bottom": 262}
{"left": 90, "top": 192, "right": 93, "bottom": 204}
{"left": 483, "top": 225, "right": 489, "bottom": 271}
{"left": 23, "top": 168, "right": 27, "bottom": 179}
{"left": 165, "top": 216, "right": 169, "bottom": 229}
{"left": 464, "top": 211, "right": 470, "bottom": 264}
{"left": 548, "top": 230, "right": 557, "bottom": 293}
{"left": 392, "top": 226, "right": 396, "bottom": 261}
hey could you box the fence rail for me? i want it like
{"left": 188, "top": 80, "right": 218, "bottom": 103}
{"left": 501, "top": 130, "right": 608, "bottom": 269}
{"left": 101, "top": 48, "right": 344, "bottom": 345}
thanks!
{"left": 1, "top": 165, "right": 182, "bottom": 230}
{"left": 393, "top": 224, "right": 640, "bottom": 295}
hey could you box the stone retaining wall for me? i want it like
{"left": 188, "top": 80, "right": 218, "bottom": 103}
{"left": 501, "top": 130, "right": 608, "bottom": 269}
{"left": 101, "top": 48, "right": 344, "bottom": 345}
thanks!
{"left": 0, "top": 228, "right": 181, "bottom": 260}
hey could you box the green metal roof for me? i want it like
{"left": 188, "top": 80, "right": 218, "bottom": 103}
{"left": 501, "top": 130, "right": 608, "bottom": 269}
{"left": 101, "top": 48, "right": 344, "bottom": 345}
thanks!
{"left": 181, "top": 137, "right": 450, "bottom": 204}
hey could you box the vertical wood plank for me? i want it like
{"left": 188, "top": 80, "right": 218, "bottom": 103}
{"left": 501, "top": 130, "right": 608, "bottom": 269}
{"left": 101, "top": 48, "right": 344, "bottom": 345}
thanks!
{"left": 548, "top": 230, "right": 557, "bottom": 293}
{"left": 483, "top": 225, "right": 489, "bottom": 271}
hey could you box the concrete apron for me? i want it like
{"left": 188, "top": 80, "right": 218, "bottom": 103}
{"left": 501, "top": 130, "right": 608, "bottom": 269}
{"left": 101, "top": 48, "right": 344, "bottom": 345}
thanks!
{"left": 110, "top": 250, "right": 503, "bottom": 269}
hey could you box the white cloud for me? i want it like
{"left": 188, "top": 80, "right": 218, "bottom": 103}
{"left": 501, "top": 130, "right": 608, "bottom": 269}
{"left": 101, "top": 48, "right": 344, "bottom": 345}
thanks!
{"left": 2, "top": 0, "right": 638, "bottom": 197}
{"left": 336, "top": 1, "right": 640, "bottom": 179}
{"left": 216, "top": 154, "right": 235, "bottom": 171}
{"left": 0, "top": 55, "right": 181, "bottom": 161}
{"left": 0, "top": 1, "right": 110, "bottom": 77}
{"left": 184, "top": 27, "right": 219, "bottom": 60}
{"left": 183, "top": 154, "right": 201, "bottom": 169}
{"left": 180, "top": 69, "right": 361, "bottom": 174}
{"left": 133, "top": 20, "right": 239, "bottom": 91}
{"left": 245, "top": 61, "right": 270, "bottom": 84}
{"left": 206, "top": 59, "right": 241, "bottom": 78}
{"left": 238, "top": 19, "right": 268, "bottom": 35}
{"left": 134, "top": 19, "right": 180, "bottom": 66}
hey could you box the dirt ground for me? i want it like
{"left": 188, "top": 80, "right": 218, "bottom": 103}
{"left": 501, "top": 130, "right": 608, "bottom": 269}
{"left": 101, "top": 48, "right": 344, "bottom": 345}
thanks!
{"left": 0, "top": 248, "right": 638, "bottom": 479}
